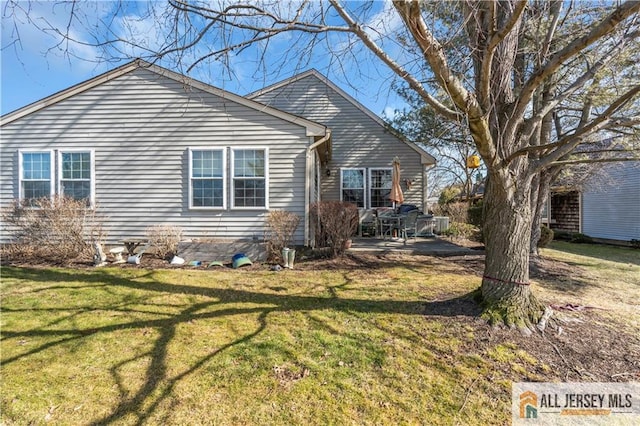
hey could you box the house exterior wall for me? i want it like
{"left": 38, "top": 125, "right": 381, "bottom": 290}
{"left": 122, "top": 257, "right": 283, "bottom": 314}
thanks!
{"left": 250, "top": 74, "right": 429, "bottom": 211}
{"left": 582, "top": 162, "right": 640, "bottom": 242}
{"left": 1, "top": 68, "right": 313, "bottom": 245}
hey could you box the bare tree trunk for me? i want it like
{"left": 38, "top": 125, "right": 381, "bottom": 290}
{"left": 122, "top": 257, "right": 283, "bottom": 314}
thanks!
{"left": 531, "top": 167, "right": 561, "bottom": 255}
{"left": 480, "top": 169, "right": 545, "bottom": 330}
{"left": 530, "top": 172, "right": 554, "bottom": 256}
{"left": 529, "top": 173, "right": 543, "bottom": 256}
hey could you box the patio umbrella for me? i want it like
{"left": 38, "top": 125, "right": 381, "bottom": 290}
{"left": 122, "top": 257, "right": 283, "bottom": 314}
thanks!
{"left": 390, "top": 156, "right": 404, "bottom": 209}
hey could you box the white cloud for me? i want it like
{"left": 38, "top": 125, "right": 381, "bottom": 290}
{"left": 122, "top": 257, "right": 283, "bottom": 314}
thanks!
{"left": 363, "top": 0, "right": 404, "bottom": 42}
{"left": 110, "top": 2, "right": 174, "bottom": 60}
{"left": 1, "top": 1, "right": 116, "bottom": 73}
{"left": 383, "top": 105, "right": 398, "bottom": 119}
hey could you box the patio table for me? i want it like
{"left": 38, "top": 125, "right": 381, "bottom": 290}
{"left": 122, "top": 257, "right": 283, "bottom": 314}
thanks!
{"left": 379, "top": 213, "right": 404, "bottom": 240}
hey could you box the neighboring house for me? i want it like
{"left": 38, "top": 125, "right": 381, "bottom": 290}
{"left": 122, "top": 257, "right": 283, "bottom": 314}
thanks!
{"left": 545, "top": 161, "right": 640, "bottom": 243}
{"left": 248, "top": 70, "right": 435, "bottom": 212}
{"left": 0, "top": 61, "right": 434, "bottom": 246}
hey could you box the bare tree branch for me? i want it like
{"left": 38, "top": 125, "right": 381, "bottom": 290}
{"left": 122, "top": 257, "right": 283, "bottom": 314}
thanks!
{"left": 533, "top": 85, "right": 640, "bottom": 171}
{"left": 551, "top": 157, "right": 640, "bottom": 166}
{"left": 478, "top": 0, "right": 527, "bottom": 109}
{"left": 392, "top": 0, "right": 497, "bottom": 166}
{"left": 539, "top": 1, "right": 563, "bottom": 63}
{"left": 505, "top": 1, "right": 640, "bottom": 148}
{"left": 329, "top": 0, "right": 460, "bottom": 121}
{"left": 517, "top": 34, "right": 636, "bottom": 151}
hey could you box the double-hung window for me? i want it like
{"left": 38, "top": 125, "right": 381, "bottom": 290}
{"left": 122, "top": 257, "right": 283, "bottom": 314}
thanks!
{"left": 369, "top": 168, "right": 393, "bottom": 208}
{"left": 19, "top": 151, "right": 54, "bottom": 203}
{"left": 341, "top": 167, "right": 398, "bottom": 208}
{"left": 340, "top": 168, "right": 366, "bottom": 208}
{"left": 188, "top": 147, "right": 268, "bottom": 210}
{"left": 190, "top": 149, "right": 226, "bottom": 209}
{"left": 232, "top": 148, "right": 268, "bottom": 208}
{"left": 19, "top": 150, "right": 94, "bottom": 206}
{"left": 59, "top": 151, "right": 94, "bottom": 205}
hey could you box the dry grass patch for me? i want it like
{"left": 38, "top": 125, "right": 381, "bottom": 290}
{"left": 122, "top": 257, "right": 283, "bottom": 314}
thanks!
{"left": 536, "top": 241, "right": 640, "bottom": 331}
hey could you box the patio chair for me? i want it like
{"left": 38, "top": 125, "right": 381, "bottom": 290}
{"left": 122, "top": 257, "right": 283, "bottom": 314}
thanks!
{"left": 400, "top": 210, "right": 419, "bottom": 243}
{"left": 359, "top": 209, "right": 379, "bottom": 237}
{"left": 398, "top": 204, "right": 419, "bottom": 215}
{"left": 377, "top": 208, "right": 398, "bottom": 239}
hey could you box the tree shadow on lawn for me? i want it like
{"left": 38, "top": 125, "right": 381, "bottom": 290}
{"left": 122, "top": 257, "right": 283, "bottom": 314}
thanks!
{"left": 1, "top": 266, "right": 480, "bottom": 425}
{"left": 443, "top": 253, "right": 598, "bottom": 298}
{"left": 528, "top": 257, "right": 596, "bottom": 297}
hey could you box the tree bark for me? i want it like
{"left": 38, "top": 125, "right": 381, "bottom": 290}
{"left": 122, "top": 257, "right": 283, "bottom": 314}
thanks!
{"left": 530, "top": 170, "right": 555, "bottom": 255}
{"left": 480, "top": 168, "right": 545, "bottom": 330}
{"left": 529, "top": 173, "right": 543, "bottom": 256}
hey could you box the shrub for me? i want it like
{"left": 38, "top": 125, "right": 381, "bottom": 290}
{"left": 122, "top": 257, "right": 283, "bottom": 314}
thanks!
{"left": 146, "top": 225, "right": 183, "bottom": 260}
{"left": 432, "top": 201, "right": 468, "bottom": 224}
{"left": 1, "top": 196, "right": 104, "bottom": 264}
{"left": 537, "top": 226, "right": 554, "bottom": 248}
{"left": 265, "top": 210, "right": 301, "bottom": 263}
{"left": 310, "top": 201, "right": 358, "bottom": 258}
{"left": 552, "top": 230, "right": 572, "bottom": 241}
{"left": 550, "top": 230, "right": 593, "bottom": 244}
{"left": 570, "top": 233, "right": 594, "bottom": 244}
{"left": 438, "top": 186, "right": 461, "bottom": 205}
{"left": 441, "top": 222, "right": 479, "bottom": 240}
{"left": 467, "top": 203, "right": 484, "bottom": 227}
{"left": 631, "top": 239, "right": 640, "bottom": 249}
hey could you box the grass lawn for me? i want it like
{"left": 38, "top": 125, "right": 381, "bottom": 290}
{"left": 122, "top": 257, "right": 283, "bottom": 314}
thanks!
{"left": 1, "top": 243, "right": 639, "bottom": 425}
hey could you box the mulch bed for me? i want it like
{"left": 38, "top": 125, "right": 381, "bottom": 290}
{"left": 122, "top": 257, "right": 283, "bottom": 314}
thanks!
{"left": 434, "top": 312, "right": 640, "bottom": 383}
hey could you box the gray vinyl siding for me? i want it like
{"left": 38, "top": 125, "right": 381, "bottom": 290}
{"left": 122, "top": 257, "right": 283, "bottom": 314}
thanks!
{"left": 1, "top": 68, "right": 312, "bottom": 244}
{"left": 581, "top": 162, "right": 640, "bottom": 241}
{"left": 251, "top": 74, "right": 427, "bottom": 209}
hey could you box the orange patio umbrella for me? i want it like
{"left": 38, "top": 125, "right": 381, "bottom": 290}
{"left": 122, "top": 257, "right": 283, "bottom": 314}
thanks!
{"left": 390, "top": 156, "right": 404, "bottom": 209}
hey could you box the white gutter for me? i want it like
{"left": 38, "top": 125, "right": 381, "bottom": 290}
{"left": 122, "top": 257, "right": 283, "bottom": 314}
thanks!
{"left": 304, "top": 129, "right": 332, "bottom": 246}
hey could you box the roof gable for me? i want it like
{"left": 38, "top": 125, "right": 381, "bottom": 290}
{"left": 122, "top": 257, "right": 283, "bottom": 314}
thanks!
{"left": 248, "top": 69, "right": 435, "bottom": 164}
{"left": 1, "top": 60, "right": 326, "bottom": 137}
{"left": 248, "top": 69, "right": 387, "bottom": 127}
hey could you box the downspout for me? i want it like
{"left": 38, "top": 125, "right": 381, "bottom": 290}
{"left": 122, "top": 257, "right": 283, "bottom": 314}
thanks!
{"left": 423, "top": 162, "right": 436, "bottom": 213}
{"left": 305, "top": 129, "right": 331, "bottom": 246}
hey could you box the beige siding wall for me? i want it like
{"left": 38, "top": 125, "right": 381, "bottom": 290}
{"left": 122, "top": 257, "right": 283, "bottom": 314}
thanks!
{"left": 1, "top": 68, "right": 311, "bottom": 244}
{"left": 251, "top": 74, "right": 426, "bottom": 209}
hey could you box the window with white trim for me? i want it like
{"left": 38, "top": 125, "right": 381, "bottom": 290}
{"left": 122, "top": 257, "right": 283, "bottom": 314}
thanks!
{"left": 232, "top": 148, "right": 268, "bottom": 208}
{"left": 369, "top": 168, "right": 393, "bottom": 208}
{"left": 19, "top": 151, "right": 54, "bottom": 202}
{"left": 190, "top": 149, "right": 226, "bottom": 208}
{"left": 59, "top": 151, "right": 93, "bottom": 204}
{"left": 340, "top": 168, "right": 365, "bottom": 208}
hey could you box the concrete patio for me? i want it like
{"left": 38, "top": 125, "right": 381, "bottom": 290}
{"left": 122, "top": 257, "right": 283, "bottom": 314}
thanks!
{"left": 348, "top": 236, "right": 483, "bottom": 256}
{"left": 172, "top": 236, "right": 482, "bottom": 264}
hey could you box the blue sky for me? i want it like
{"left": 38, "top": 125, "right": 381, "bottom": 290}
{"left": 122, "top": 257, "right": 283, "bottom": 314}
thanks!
{"left": 1, "top": 1, "right": 408, "bottom": 118}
